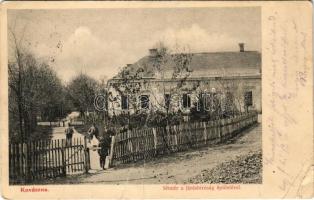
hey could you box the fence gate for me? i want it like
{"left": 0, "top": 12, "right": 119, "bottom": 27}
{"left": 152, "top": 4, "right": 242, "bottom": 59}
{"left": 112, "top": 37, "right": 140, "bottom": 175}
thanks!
{"left": 9, "top": 137, "right": 90, "bottom": 184}
{"left": 63, "top": 138, "right": 88, "bottom": 175}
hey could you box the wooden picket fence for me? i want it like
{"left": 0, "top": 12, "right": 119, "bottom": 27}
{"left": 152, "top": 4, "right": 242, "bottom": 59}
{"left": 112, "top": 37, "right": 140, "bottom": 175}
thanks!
{"left": 110, "top": 111, "right": 258, "bottom": 165}
{"left": 9, "top": 137, "right": 90, "bottom": 184}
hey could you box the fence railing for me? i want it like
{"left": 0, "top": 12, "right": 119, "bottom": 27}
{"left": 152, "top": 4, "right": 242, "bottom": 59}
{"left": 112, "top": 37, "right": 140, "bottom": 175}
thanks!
{"left": 9, "top": 137, "right": 89, "bottom": 184}
{"left": 110, "top": 111, "right": 258, "bottom": 165}
{"left": 9, "top": 112, "right": 259, "bottom": 183}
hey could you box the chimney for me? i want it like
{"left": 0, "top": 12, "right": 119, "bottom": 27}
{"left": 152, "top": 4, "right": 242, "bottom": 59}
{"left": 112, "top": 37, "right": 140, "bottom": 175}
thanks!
{"left": 149, "top": 48, "right": 158, "bottom": 57}
{"left": 239, "top": 43, "right": 245, "bottom": 52}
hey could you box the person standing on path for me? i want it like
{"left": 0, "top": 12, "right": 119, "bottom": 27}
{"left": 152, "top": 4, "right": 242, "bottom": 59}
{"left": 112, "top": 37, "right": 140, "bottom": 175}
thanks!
{"left": 87, "top": 134, "right": 102, "bottom": 171}
{"left": 65, "top": 123, "right": 74, "bottom": 146}
{"left": 98, "top": 133, "right": 112, "bottom": 169}
{"left": 87, "top": 123, "right": 99, "bottom": 141}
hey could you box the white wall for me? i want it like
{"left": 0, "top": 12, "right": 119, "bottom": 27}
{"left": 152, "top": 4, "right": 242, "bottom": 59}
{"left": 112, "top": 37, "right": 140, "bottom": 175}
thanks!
{"left": 107, "top": 77, "right": 262, "bottom": 116}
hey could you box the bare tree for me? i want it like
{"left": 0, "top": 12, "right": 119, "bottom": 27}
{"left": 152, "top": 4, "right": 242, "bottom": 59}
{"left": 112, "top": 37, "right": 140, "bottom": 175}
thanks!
{"left": 8, "top": 24, "right": 68, "bottom": 142}
{"left": 149, "top": 42, "right": 193, "bottom": 124}
{"left": 8, "top": 23, "right": 27, "bottom": 141}
{"left": 214, "top": 72, "right": 246, "bottom": 117}
{"left": 108, "top": 65, "right": 144, "bottom": 128}
{"left": 106, "top": 42, "right": 193, "bottom": 131}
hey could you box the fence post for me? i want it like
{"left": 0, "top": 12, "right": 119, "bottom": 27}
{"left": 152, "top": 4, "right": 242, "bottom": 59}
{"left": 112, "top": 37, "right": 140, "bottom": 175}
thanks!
{"left": 203, "top": 122, "right": 207, "bottom": 145}
{"left": 231, "top": 118, "right": 234, "bottom": 136}
{"left": 218, "top": 120, "right": 222, "bottom": 142}
{"left": 84, "top": 137, "right": 90, "bottom": 173}
{"left": 61, "top": 140, "right": 67, "bottom": 176}
{"left": 107, "top": 136, "right": 115, "bottom": 168}
{"left": 152, "top": 128, "right": 157, "bottom": 155}
{"left": 23, "top": 143, "right": 29, "bottom": 183}
{"left": 127, "top": 130, "right": 133, "bottom": 161}
{"left": 227, "top": 118, "right": 231, "bottom": 138}
{"left": 174, "top": 125, "right": 178, "bottom": 150}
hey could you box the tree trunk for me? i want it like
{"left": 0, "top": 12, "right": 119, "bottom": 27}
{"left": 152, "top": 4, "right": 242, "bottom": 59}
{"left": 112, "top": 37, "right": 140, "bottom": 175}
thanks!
{"left": 17, "top": 98, "right": 24, "bottom": 141}
{"left": 30, "top": 103, "right": 37, "bottom": 132}
{"left": 23, "top": 111, "right": 30, "bottom": 141}
{"left": 17, "top": 63, "right": 24, "bottom": 142}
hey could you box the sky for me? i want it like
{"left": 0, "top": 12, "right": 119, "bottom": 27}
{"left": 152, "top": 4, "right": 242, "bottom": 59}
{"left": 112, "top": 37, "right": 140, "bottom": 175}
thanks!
{"left": 8, "top": 7, "right": 261, "bottom": 83}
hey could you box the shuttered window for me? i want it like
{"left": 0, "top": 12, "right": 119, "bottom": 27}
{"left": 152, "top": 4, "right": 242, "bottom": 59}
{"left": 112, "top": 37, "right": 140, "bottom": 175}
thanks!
{"left": 121, "top": 95, "right": 128, "bottom": 110}
{"left": 244, "top": 91, "right": 253, "bottom": 106}
{"left": 164, "top": 94, "right": 171, "bottom": 109}
{"left": 182, "top": 93, "right": 191, "bottom": 108}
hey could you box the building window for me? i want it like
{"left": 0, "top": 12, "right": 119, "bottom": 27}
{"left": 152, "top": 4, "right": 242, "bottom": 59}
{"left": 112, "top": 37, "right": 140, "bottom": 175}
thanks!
{"left": 182, "top": 93, "right": 191, "bottom": 108}
{"left": 244, "top": 91, "right": 253, "bottom": 106}
{"left": 121, "top": 95, "right": 128, "bottom": 110}
{"left": 197, "top": 93, "right": 211, "bottom": 111}
{"left": 140, "top": 95, "right": 150, "bottom": 109}
{"left": 197, "top": 93, "right": 204, "bottom": 111}
{"left": 164, "top": 94, "right": 171, "bottom": 109}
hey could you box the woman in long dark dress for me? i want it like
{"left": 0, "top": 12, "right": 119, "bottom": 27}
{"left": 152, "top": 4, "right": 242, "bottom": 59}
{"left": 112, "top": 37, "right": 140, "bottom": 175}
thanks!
{"left": 98, "top": 134, "right": 112, "bottom": 169}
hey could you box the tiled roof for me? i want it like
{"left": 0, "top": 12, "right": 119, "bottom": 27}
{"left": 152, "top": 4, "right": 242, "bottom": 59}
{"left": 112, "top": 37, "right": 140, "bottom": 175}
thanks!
{"left": 113, "top": 51, "right": 261, "bottom": 79}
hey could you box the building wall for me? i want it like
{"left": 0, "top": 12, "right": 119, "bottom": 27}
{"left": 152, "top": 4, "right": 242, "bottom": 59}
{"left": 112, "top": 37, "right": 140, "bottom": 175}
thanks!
{"left": 107, "top": 76, "right": 261, "bottom": 116}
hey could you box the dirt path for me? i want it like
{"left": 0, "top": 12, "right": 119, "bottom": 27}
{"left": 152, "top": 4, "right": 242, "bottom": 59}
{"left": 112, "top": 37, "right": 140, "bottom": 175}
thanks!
{"left": 51, "top": 126, "right": 84, "bottom": 140}
{"left": 44, "top": 123, "right": 261, "bottom": 184}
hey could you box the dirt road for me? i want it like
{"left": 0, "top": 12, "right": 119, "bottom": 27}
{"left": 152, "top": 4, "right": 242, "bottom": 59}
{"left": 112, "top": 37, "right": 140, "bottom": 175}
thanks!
{"left": 44, "top": 123, "right": 261, "bottom": 184}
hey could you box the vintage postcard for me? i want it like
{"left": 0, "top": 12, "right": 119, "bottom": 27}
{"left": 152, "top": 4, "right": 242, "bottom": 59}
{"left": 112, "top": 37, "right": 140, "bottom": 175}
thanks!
{"left": 0, "top": 1, "right": 312, "bottom": 199}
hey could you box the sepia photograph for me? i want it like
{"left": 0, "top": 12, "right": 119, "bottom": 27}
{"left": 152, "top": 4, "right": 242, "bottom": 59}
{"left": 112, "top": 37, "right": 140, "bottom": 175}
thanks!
{"left": 7, "top": 7, "right": 262, "bottom": 185}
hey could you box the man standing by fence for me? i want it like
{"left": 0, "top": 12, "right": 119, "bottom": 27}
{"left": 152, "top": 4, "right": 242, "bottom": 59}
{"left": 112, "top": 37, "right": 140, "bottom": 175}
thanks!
{"left": 98, "top": 133, "right": 112, "bottom": 169}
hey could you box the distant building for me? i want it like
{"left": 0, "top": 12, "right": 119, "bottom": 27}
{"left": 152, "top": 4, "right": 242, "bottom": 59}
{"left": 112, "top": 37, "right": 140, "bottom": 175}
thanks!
{"left": 107, "top": 43, "right": 261, "bottom": 116}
